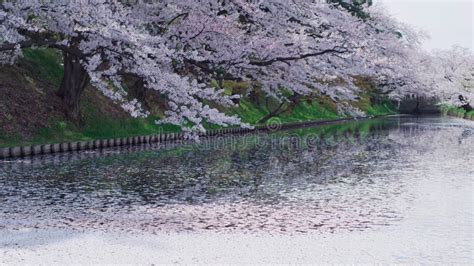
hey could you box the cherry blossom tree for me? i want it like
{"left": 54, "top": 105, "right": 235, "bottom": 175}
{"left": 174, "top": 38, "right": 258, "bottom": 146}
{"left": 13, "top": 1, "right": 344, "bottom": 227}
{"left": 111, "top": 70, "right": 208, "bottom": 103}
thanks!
{"left": 154, "top": 0, "right": 406, "bottom": 119}
{"left": 0, "top": 1, "right": 241, "bottom": 133}
{"left": 431, "top": 47, "right": 474, "bottom": 107}
{"left": 1, "top": 0, "right": 451, "bottom": 132}
{"left": 361, "top": 4, "right": 473, "bottom": 109}
{"left": 375, "top": 45, "right": 474, "bottom": 108}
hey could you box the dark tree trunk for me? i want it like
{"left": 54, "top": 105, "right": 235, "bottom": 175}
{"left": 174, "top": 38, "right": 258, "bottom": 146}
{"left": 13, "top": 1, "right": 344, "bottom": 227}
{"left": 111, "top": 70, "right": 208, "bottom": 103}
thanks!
{"left": 132, "top": 78, "right": 148, "bottom": 109}
{"left": 413, "top": 97, "right": 421, "bottom": 114}
{"left": 461, "top": 104, "right": 473, "bottom": 112}
{"left": 57, "top": 51, "right": 89, "bottom": 122}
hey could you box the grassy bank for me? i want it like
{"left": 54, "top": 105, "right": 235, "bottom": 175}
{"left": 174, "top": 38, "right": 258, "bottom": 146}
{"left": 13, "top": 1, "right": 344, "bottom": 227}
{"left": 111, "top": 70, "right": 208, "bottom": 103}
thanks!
{"left": 0, "top": 49, "right": 396, "bottom": 148}
{"left": 440, "top": 105, "right": 474, "bottom": 120}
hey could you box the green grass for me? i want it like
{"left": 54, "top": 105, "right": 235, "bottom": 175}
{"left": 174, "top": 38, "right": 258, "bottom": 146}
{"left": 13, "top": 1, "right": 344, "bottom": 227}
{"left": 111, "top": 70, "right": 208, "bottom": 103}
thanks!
{"left": 365, "top": 102, "right": 397, "bottom": 117}
{"left": 440, "top": 105, "right": 468, "bottom": 118}
{"left": 439, "top": 104, "right": 474, "bottom": 120}
{"left": 0, "top": 95, "right": 396, "bottom": 148}
{"left": 22, "top": 48, "right": 64, "bottom": 87}
{"left": 279, "top": 100, "right": 340, "bottom": 123}
{"left": 352, "top": 85, "right": 397, "bottom": 117}
{"left": 233, "top": 98, "right": 341, "bottom": 126}
{"left": 233, "top": 98, "right": 270, "bottom": 124}
{"left": 0, "top": 49, "right": 182, "bottom": 148}
{"left": 0, "top": 49, "right": 401, "bottom": 148}
{"left": 80, "top": 101, "right": 181, "bottom": 139}
{"left": 465, "top": 110, "right": 474, "bottom": 119}
{"left": 1, "top": 93, "right": 387, "bottom": 148}
{"left": 0, "top": 132, "right": 23, "bottom": 148}
{"left": 0, "top": 118, "right": 181, "bottom": 148}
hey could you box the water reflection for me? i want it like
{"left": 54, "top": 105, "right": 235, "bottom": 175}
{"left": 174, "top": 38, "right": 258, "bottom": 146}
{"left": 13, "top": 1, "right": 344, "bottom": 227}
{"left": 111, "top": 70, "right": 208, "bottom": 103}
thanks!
{"left": 0, "top": 116, "right": 473, "bottom": 234}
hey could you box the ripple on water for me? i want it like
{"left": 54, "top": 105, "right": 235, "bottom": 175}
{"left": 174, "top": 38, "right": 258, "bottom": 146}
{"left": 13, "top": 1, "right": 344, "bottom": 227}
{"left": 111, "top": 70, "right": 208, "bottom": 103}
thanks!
{"left": 0, "top": 116, "right": 473, "bottom": 236}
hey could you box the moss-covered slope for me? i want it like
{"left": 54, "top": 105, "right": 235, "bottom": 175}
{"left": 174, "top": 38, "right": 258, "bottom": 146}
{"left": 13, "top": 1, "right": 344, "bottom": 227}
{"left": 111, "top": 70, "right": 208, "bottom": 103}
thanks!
{"left": 0, "top": 49, "right": 396, "bottom": 147}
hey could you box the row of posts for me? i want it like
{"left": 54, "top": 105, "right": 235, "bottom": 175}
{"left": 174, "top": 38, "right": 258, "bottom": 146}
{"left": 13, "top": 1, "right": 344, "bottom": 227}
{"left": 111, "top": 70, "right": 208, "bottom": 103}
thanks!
{"left": 0, "top": 117, "right": 357, "bottom": 160}
{"left": 0, "top": 125, "right": 253, "bottom": 159}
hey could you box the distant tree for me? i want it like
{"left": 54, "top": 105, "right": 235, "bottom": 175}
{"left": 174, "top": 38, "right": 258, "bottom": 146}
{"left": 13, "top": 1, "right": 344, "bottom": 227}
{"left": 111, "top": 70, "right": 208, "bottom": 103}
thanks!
{"left": 328, "top": 0, "right": 373, "bottom": 19}
{"left": 432, "top": 47, "right": 474, "bottom": 107}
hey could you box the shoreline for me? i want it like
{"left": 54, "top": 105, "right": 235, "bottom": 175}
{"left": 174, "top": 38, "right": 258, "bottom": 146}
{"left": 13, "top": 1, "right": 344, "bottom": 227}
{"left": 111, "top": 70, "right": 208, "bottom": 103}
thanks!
{"left": 0, "top": 115, "right": 387, "bottom": 160}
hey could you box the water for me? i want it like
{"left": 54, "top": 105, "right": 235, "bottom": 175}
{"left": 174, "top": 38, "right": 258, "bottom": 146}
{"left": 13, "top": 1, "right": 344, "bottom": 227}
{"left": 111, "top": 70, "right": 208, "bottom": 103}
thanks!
{"left": 0, "top": 116, "right": 473, "bottom": 262}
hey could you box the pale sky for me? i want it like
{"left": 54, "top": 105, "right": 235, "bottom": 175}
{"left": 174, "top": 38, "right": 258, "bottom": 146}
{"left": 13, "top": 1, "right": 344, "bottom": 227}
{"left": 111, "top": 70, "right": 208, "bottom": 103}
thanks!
{"left": 377, "top": 0, "right": 474, "bottom": 52}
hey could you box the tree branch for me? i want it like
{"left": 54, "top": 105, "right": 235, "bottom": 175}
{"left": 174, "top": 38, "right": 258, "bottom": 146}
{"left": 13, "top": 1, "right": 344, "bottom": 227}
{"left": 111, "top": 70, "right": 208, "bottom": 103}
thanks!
{"left": 249, "top": 48, "right": 349, "bottom": 66}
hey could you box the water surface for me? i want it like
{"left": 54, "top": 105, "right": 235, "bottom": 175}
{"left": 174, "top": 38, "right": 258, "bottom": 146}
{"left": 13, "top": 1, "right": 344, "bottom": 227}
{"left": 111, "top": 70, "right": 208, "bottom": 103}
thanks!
{"left": 0, "top": 116, "right": 473, "bottom": 260}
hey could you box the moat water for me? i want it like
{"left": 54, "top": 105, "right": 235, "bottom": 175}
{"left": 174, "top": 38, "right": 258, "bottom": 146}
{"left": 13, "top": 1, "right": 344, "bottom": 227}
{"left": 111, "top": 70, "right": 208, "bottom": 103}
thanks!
{"left": 0, "top": 116, "right": 473, "bottom": 263}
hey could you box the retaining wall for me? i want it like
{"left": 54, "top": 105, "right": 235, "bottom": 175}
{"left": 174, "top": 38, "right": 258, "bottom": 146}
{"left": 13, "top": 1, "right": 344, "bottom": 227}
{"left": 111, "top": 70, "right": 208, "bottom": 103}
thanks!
{"left": 0, "top": 117, "right": 358, "bottom": 160}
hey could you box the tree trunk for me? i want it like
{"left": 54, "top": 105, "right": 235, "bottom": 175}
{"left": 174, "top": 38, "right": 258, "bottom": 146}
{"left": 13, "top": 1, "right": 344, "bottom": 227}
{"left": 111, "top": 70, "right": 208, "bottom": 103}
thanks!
{"left": 132, "top": 78, "right": 148, "bottom": 109}
{"left": 57, "top": 51, "right": 89, "bottom": 123}
{"left": 413, "top": 97, "right": 421, "bottom": 114}
{"left": 461, "top": 104, "right": 473, "bottom": 112}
